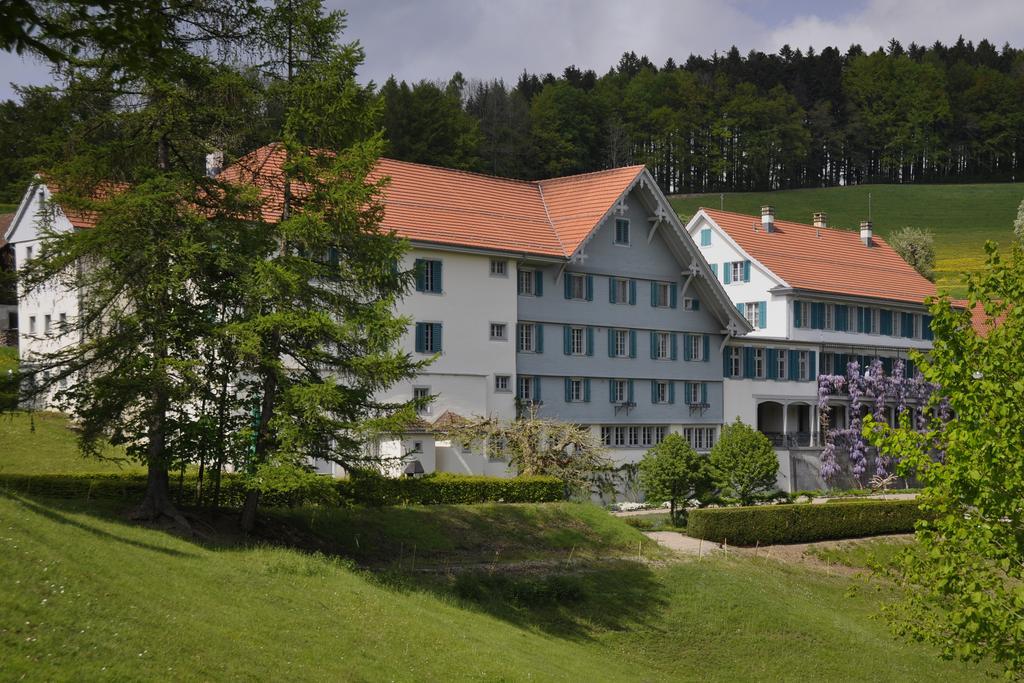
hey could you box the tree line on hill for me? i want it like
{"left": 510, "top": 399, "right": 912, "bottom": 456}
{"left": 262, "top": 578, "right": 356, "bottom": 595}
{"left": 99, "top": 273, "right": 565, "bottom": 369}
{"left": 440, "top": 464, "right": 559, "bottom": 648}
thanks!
{"left": 4, "top": 37, "right": 1024, "bottom": 202}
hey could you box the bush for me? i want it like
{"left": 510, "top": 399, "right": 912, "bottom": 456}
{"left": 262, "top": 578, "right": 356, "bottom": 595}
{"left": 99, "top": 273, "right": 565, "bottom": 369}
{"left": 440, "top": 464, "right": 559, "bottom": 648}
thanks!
{"left": 637, "top": 434, "right": 713, "bottom": 525}
{"left": 710, "top": 418, "right": 779, "bottom": 505}
{"left": 686, "top": 500, "right": 925, "bottom": 546}
{"left": 0, "top": 471, "right": 564, "bottom": 508}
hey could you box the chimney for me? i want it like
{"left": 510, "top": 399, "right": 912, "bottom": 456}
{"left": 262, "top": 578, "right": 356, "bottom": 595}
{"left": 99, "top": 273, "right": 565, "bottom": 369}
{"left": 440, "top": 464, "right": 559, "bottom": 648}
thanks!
{"left": 813, "top": 212, "right": 827, "bottom": 228}
{"left": 761, "top": 205, "right": 775, "bottom": 233}
{"left": 860, "top": 220, "right": 873, "bottom": 247}
{"left": 205, "top": 150, "right": 224, "bottom": 178}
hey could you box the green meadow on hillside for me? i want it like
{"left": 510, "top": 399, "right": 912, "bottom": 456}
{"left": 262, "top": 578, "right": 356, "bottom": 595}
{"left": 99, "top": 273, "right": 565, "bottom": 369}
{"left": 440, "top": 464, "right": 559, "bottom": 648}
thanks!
{"left": 671, "top": 183, "right": 1024, "bottom": 297}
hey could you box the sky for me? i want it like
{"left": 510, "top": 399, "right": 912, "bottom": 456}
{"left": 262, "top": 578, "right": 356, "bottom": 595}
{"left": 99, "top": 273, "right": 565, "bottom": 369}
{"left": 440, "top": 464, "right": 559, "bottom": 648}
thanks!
{"left": 2, "top": 0, "right": 1023, "bottom": 100}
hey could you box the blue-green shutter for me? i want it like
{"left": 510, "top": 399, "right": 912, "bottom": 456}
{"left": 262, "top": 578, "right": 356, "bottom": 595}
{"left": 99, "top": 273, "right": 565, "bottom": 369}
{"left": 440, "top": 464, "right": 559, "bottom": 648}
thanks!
{"left": 650, "top": 331, "right": 657, "bottom": 359}
{"left": 711, "top": 263, "right": 718, "bottom": 279}
{"left": 628, "top": 380, "right": 634, "bottom": 403}
{"left": 608, "top": 277, "right": 617, "bottom": 303}
{"left": 743, "top": 347, "right": 754, "bottom": 378}
{"left": 414, "top": 259, "right": 426, "bottom": 291}
{"left": 414, "top": 323, "right": 425, "bottom": 352}
{"left": 901, "top": 312, "right": 914, "bottom": 338}
{"left": 431, "top": 262, "right": 442, "bottom": 293}
{"left": 692, "top": 298, "right": 700, "bottom": 311}
{"left": 585, "top": 275, "right": 593, "bottom": 301}
{"left": 534, "top": 270, "right": 543, "bottom": 296}
{"left": 923, "top": 314, "right": 933, "bottom": 340}
{"left": 807, "top": 351, "right": 816, "bottom": 380}
{"left": 628, "top": 279, "right": 636, "bottom": 305}
{"left": 564, "top": 275, "right": 572, "bottom": 299}
{"left": 629, "top": 330, "right": 637, "bottom": 358}
{"left": 650, "top": 281, "right": 657, "bottom": 306}
{"left": 536, "top": 324, "right": 544, "bottom": 353}
{"left": 758, "top": 301, "right": 767, "bottom": 329}
{"left": 432, "top": 323, "right": 442, "bottom": 352}
{"left": 533, "top": 377, "right": 542, "bottom": 401}
{"left": 811, "top": 302, "right": 824, "bottom": 329}
{"left": 563, "top": 326, "right": 571, "bottom": 355}
{"left": 766, "top": 348, "right": 778, "bottom": 379}
{"left": 723, "top": 262, "right": 732, "bottom": 284}
{"left": 651, "top": 380, "right": 658, "bottom": 404}
{"left": 583, "top": 378, "right": 591, "bottom": 402}
{"left": 682, "top": 333, "right": 692, "bottom": 361}
{"left": 668, "top": 381, "right": 675, "bottom": 404}
{"left": 703, "top": 334, "right": 710, "bottom": 363}
{"left": 880, "top": 309, "right": 893, "bottom": 335}
{"left": 788, "top": 350, "right": 800, "bottom": 381}
{"left": 743, "top": 260, "right": 751, "bottom": 282}
{"left": 586, "top": 327, "right": 594, "bottom": 356}
{"left": 723, "top": 347, "right": 731, "bottom": 377}
{"left": 793, "top": 301, "right": 802, "bottom": 328}
{"left": 564, "top": 378, "right": 571, "bottom": 402}
{"left": 683, "top": 382, "right": 692, "bottom": 405}
{"left": 607, "top": 329, "right": 616, "bottom": 358}
{"left": 701, "top": 228, "right": 711, "bottom": 246}
{"left": 670, "top": 333, "right": 678, "bottom": 361}
{"left": 835, "top": 305, "right": 848, "bottom": 332}
{"left": 736, "top": 302, "right": 744, "bottom": 316}
{"left": 670, "top": 283, "right": 678, "bottom": 309}
{"left": 701, "top": 383, "right": 708, "bottom": 404}
{"left": 609, "top": 379, "right": 617, "bottom": 403}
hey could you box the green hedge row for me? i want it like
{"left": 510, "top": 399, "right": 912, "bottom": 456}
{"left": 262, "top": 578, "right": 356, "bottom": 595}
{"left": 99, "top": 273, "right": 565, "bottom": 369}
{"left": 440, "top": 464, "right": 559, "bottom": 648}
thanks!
{"left": 686, "top": 499, "right": 924, "bottom": 546}
{"left": 0, "top": 472, "right": 564, "bottom": 507}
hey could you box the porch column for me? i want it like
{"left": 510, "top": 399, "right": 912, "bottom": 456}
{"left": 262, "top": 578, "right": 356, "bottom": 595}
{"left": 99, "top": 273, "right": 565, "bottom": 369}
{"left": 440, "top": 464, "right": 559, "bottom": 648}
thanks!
{"left": 781, "top": 401, "right": 789, "bottom": 446}
{"left": 811, "top": 405, "right": 818, "bottom": 446}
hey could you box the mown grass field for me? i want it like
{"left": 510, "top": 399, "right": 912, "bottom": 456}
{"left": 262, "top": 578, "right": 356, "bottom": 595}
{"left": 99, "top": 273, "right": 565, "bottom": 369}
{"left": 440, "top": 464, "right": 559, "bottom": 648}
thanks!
{"left": 0, "top": 410, "right": 138, "bottom": 475}
{"left": 671, "top": 183, "right": 1024, "bottom": 297}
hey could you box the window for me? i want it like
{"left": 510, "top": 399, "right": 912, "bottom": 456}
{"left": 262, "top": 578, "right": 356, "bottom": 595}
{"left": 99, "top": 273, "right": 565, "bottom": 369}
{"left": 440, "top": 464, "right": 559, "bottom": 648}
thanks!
{"left": 489, "top": 259, "right": 507, "bottom": 277}
{"left": 518, "top": 323, "right": 537, "bottom": 352}
{"left": 744, "top": 302, "right": 760, "bottom": 328}
{"left": 413, "top": 387, "right": 431, "bottom": 416}
{"left": 821, "top": 353, "right": 835, "bottom": 375}
{"left": 517, "top": 376, "right": 536, "bottom": 401}
{"left": 568, "top": 378, "right": 584, "bottom": 402}
{"left": 570, "top": 327, "right": 586, "bottom": 355}
{"left": 687, "top": 382, "right": 703, "bottom": 404}
{"left": 730, "top": 261, "right": 744, "bottom": 283}
{"left": 655, "top": 427, "right": 667, "bottom": 443}
{"left": 614, "top": 218, "right": 630, "bottom": 245}
{"left": 652, "top": 282, "right": 671, "bottom": 307}
{"left": 683, "top": 297, "right": 699, "bottom": 311}
{"left": 688, "top": 334, "right": 704, "bottom": 361}
{"left": 683, "top": 427, "right": 716, "bottom": 451}
{"left": 614, "top": 426, "right": 626, "bottom": 446}
{"left": 567, "top": 274, "right": 587, "bottom": 300}
{"left": 610, "top": 277, "right": 630, "bottom": 304}
{"left": 601, "top": 427, "right": 612, "bottom": 446}
{"left": 654, "top": 332, "right": 671, "bottom": 360}
{"left": 495, "top": 375, "right": 510, "bottom": 392}
{"left": 489, "top": 322, "right": 507, "bottom": 341}
{"left": 699, "top": 228, "right": 711, "bottom": 247}
{"left": 798, "top": 351, "right": 809, "bottom": 380}
{"left": 795, "top": 301, "right": 810, "bottom": 329}
{"left": 613, "top": 329, "right": 629, "bottom": 358}
{"left": 823, "top": 304, "right": 834, "bottom": 330}
{"left": 654, "top": 381, "right": 669, "bottom": 404}
{"left": 411, "top": 441, "right": 423, "bottom": 453}
{"left": 415, "top": 322, "right": 442, "bottom": 353}
{"left": 25, "top": 245, "right": 33, "bottom": 262}
{"left": 611, "top": 379, "right": 627, "bottom": 403}
{"left": 729, "top": 347, "right": 741, "bottom": 377}
{"left": 44, "top": 314, "right": 51, "bottom": 334}
{"left": 29, "top": 316, "right": 35, "bottom": 334}
{"left": 753, "top": 348, "right": 765, "bottom": 378}
{"left": 518, "top": 269, "right": 536, "bottom": 295}
{"left": 414, "top": 259, "right": 442, "bottom": 293}
{"left": 59, "top": 313, "right": 66, "bottom": 330}
{"left": 602, "top": 425, "right": 668, "bottom": 448}
{"left": 776, "top": 349, "right": 787, "bottom": 379}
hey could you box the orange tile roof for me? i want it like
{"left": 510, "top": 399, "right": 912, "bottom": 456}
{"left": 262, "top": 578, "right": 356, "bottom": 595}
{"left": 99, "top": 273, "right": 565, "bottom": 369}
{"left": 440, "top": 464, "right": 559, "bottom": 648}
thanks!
{"left": 701, "top": 208, "right": 937, "bottom": 305}
{"left": 220, "top": 143, "right": 645, "bottom": 258}
{"left": 0, "top": 213, "right": 13, "bottom": 245}
{"left": 48, "top": 181, "right": 130, "bottom": 229}
{"left": 952, "top": 299, "right": 1006, "bottom": 337}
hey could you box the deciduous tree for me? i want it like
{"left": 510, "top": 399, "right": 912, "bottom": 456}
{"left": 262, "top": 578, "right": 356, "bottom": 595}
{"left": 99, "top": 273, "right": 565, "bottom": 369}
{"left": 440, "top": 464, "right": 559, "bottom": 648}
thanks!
{"left": 709, "top": 418, "right": 778, "bottom": 505}
{"left": 637, "top": 434, "right": 713, "bottom": 525}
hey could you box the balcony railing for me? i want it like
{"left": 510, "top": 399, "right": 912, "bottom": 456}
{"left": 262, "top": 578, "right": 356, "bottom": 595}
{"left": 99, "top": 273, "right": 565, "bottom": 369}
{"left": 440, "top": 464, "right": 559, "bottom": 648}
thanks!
{"left": 761, "top": 431, "right": 814, "bottom": 448}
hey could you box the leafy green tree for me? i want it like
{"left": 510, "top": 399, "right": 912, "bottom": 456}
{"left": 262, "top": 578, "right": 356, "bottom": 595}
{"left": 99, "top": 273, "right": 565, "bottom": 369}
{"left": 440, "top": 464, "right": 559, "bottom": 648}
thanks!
{"left": 866, "top": 242, "right": 1024, "bottom": 676}
{"left": 637, "top": 434, "right": 713, "bottom": 525}
{"left": 709, "top": 418, "right": 779, "bottom": 505}
{"left": 889, "top": 226, "right": 936, "bottom": 280}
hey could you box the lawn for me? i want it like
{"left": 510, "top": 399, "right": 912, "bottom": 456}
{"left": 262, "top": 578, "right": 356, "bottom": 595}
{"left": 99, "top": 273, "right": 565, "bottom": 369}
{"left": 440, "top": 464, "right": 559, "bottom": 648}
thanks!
{"left": 671, "top": 182, "right": 1024, "bottom": 297}
{"left": 0, "top": 491, "right": 992, "bottom": 681}
{"left": 0, "top": 411, "right": 138, "bottom": 475}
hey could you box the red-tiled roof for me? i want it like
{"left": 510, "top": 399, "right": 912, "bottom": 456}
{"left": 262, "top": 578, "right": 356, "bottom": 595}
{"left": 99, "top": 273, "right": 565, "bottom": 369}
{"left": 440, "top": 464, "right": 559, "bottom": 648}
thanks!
{"left": 952, "top": 299, "right": 1006, "bottom": 337}
{"left": 701, "top": 208, "right": 937, "bottom": 305}
{"left": 0, "top": 213, "right": 13, "bottom": 245}
{"left": 220, "top": 143, "right": 645, "bottom": 258}
{"left": 49, "top": 181, "right": 130, "bottom": 229}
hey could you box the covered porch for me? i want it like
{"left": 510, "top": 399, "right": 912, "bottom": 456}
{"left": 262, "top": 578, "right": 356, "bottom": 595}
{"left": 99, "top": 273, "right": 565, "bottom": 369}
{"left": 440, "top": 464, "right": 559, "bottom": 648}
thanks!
{"left": 756, "top": 400, "right": 821, "bottom": 448}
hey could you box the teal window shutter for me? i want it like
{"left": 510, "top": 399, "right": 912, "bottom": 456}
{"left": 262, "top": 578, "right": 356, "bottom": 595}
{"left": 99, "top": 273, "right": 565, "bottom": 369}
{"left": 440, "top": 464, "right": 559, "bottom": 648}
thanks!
{"left": 711, "top": 263, "right": 718, "bottom": 279}
{"left": 703, "top": 334, "right": 710, "bottom": 362}
{"left": 607, "top": 329, "right": 616, "bottom": 358}
{"left": 682, "top": 333, "right": 692, "bottom": 361}
{"left": 811, "top": 302, "right": 824, "bottom": 329}
{"left": 670, "top": 283, "right": 678, "bottom": 309}
{"left": 534, "top": 270, "right": 543, "bottom": 296}
{"left": 923, "top": 314, "right": 933, "bottom": 340}
{"left": 650, "top": 281, "right": 657, "bottom": 306}
{"left": 758, "top": 301, "right": 767, "bottom": 329}
{"left": 563, "top": 326, "right": 571, "bottom": 355}
{"left": 700, "top": 228, "right": 711, "bottom": 246}
{"left": 701, "top": 383, "right": 707, "bottom": 404}
{"left": 564, "top": 275, "right": 572, "bottom": 299}
{"left": 723, "top": 262, "right": 732, "bottom": 284}
{"left": 668, "top": 381, "right": 675, "bottom": 404}
{"left": 651, "top": 379, "right": 658, "bottom": 404}
{"left": 432, "top": 323, "right": 442, "bottom": 352}
{"left": 629, "top": 329, "right": 637, "bottom": 358}
{"left": 585, "top": 275, "right": 594, "bottom": 301}
{"left": 793, "top": 300, "right": 802, "bottom": 328}
{"left": 743, "top": 260, "right": 751, "bottom": 282}
{"left": 723, "top": 347, "right": 731, "bottom": 377}
{"left": 743, "top": 347, "right": 754, "bottom": 378}
{"left": 902, "top": 312, "right": 914, "bottom": 338}
{"left": 788, "top": 350, "right": 799, "bottom": 381}
{"left": 649, "top": 331, "right": 657, "bottom": 359}
{"left": 608, "top": 277, "right": 617, "bottom": 303}
{"left": 609, "top": 379, "right": 617, "bottom": 403}
{"left": 534, "top": 376, "right": 542, "bottom": 401}
{"left": 628, "top": 279, "right": 636, "bottom": 305}
{"left": 692, "top": 299, "right": 700, "bottom": 311}
{"left": 414, "top": 259, "right": 426, "bottom": 291}
{"left": 766, "top": 348, "right": 778, "bottom": 379}
{"left": 586, "top": 327, "right": 594, "bottom": 356}
{"left": 583, "top": 378, "right": 591, "bottom": 402}
{"left": 835, "top": 305, "right": 848, "bottom": 332}
{"left": 536, "top": 324, "right": 544, "bottom": 353}
{"left": 432, "top": 261, "right": 442, "bottom": 293}
{"left": 628, "top": 380, "right": 634, "bottom": 403}
{"left": 414, "top": 323, "right": 425, "bottom": 352}
{"left": 808, "top": 351, "right": 817, "bottom": 380}
{"left": 564, "top": 378, "right": 571, "bottom": 402}
{"left": 683, "top": 382, "right": 691, "bottom": 405}
{"left": 736, "top": 302, "right": 744, "bottom": 315}
{"left": 670, "top": 333, "right": 678, "bottom": 360}
{"left": 880, "top": 310, "right": 893, "bottom": 335}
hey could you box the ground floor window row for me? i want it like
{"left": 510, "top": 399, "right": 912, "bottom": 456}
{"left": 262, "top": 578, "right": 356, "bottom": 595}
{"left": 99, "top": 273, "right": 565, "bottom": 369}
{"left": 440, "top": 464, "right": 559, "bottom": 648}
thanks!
{"left": 514, "top": 376, "right": 711, "bottom": 406}
{"left": 600, "top": 425, "right": 716, "bottom": 451}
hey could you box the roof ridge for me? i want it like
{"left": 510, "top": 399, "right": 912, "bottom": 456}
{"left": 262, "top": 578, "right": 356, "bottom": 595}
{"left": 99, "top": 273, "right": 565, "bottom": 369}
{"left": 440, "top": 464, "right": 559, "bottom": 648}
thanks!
{"left": 535, "top": 182, "right": 567, "bottom": 257}
{"left": 378, "top": 157, "right": 538, "bottom": 188}
{"left": 538, "top": 164, "right": 647, "bottom": 185}
{"left": 701, "top": 206, "right": 866, "bottom": 237}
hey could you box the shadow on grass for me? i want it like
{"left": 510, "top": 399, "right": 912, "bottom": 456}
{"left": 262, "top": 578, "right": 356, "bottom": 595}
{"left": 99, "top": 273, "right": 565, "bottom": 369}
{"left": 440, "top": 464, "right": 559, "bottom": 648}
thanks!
{"left": 2, "top": 491, "right": 200, "bottom": 558}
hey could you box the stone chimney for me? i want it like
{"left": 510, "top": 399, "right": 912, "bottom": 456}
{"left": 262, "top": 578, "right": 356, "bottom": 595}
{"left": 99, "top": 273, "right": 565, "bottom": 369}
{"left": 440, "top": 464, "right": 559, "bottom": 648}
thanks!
{"left": 205, "top": 150, "right": 224, "bottom": 178}
{"left": 813, "top": 212, "right": 827, "bottom": 228}
{"left": 860, "top": 220, "right": 873, "bottom": 247}
{"left": 761, "top": 205, "right": 775, "bottom": 233}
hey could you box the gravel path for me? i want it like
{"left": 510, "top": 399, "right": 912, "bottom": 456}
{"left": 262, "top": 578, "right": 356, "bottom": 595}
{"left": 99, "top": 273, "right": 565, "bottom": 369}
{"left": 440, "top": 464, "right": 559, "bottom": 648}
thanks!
{"left": 643, "top": 532, "right": 721, "bottom": 557}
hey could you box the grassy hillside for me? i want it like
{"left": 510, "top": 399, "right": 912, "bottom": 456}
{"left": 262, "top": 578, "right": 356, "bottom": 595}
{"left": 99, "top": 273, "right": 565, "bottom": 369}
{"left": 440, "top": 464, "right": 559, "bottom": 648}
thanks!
{"left": 0, "top": 411, "right": 138, "bottom": 475}
{"left": 671, "top": 183, "right": 1024, "bottom": 297}
{"left": 0, "top": 203, "right": 16, "bottom": 214}
{"left": 0, "top": 490, "right": 992, "bottom": 681}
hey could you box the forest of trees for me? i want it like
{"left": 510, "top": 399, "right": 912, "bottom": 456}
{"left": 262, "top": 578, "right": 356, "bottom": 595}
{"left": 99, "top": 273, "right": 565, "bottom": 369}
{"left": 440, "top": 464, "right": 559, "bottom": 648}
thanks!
{"left": 3, "top": 37, "right": 1024, "bottom": 201}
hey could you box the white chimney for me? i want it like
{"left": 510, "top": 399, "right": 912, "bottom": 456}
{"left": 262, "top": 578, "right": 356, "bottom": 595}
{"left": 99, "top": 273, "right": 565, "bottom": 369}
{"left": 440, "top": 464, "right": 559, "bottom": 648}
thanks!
{"left": 813, "top": 212, "right": 827, "bottom": 228}
{"left": 206, "top": 150, "right": 224, "bottom": 178}
{"left": 761, "top": 205, "right": 775, "bottom": 233}
{"left": 860, "top": 220, "right": 873, "bottom": 247}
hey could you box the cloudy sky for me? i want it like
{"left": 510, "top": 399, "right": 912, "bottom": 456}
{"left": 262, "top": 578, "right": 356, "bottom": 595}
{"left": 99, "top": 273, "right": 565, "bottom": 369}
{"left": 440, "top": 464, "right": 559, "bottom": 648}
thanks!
{"left": 2, "top": 0, "right": 1022, "bottom": 100}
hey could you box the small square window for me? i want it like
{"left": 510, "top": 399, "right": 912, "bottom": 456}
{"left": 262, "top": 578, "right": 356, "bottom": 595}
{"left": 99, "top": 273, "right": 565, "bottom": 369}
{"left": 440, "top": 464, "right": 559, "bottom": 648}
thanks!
{"left": 611, "top": 278, "right": 630, "bottom": 304}
{"left": 29, "top": 316, "right": 36, "bottom": 334}
{"left": 569, "top": 378, "right": 584, "bottom": 402}
{"left": 495, "top": 375, "right": 511, "bottom": 392}
{"left": 687, "top": 383, "right": 702, "bottom": 404}
{"left": 611, "top": 379, "right": 627, "bottom": 403}
{"left": 489, "top": 259, "right": 507, "bottom": 277}
{"left": 655, "top": 381, "right": 669, "bottom": 404}
{"left": 568, "top": 274, "right": 586, "bottom": 300}
{"left": 731, "top": 262, "right": 744, "bottom": 283}
{"left": 489, "top": 322, "right": 507, "bottom": 341}
{"left": 517, "top": 376, "right": 535, "bottom": 400}
{"left": 44, "top": 314, "right": 51, "bottom": 334}
{"left": 653, "top": 282, "right": 671, "bottom": 307}
{"left": 683, "top": 298, "right": 699, "bottom": 311}
{"left": 614, "top": 219, "right": 630, "bottom": 245}
{"left": 518, "top": 323, "right": 537, "bottom": 352}
{"left": 518, "top": 269, "right": 534, "bottom": 295}
{"left": 413, "top": 387, "right": 431, "bottom": 416}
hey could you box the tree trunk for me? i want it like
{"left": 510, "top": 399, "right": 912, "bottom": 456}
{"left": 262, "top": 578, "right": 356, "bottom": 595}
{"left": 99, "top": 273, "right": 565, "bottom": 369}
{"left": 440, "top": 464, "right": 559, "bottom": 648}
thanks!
{"left": 240, "top": 490, "right": 260, "bottom": 533}
{"left": 131, "top": 459, "right": 190, "bottom": 530}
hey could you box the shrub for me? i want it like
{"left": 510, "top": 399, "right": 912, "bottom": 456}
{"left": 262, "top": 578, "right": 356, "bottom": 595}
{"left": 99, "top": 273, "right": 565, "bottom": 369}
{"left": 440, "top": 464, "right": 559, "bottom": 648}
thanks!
{"left": 686, "top": 499, "right": 924, "bottom": 546}
{"left": 710, "top": 418, "right": 779, "bottom": 505}
{"left": 637, "top": 434, "right": 713, "bottom": 525}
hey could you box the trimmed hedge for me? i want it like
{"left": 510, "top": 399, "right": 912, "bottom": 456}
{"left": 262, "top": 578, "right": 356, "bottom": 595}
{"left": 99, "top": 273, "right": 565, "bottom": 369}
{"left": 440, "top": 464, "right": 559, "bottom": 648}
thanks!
{"left": 686, "top": 499, "right": 925, "bottom": 546}
{"left": 0, "top": 471, "right": 564, "bottom": 507}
